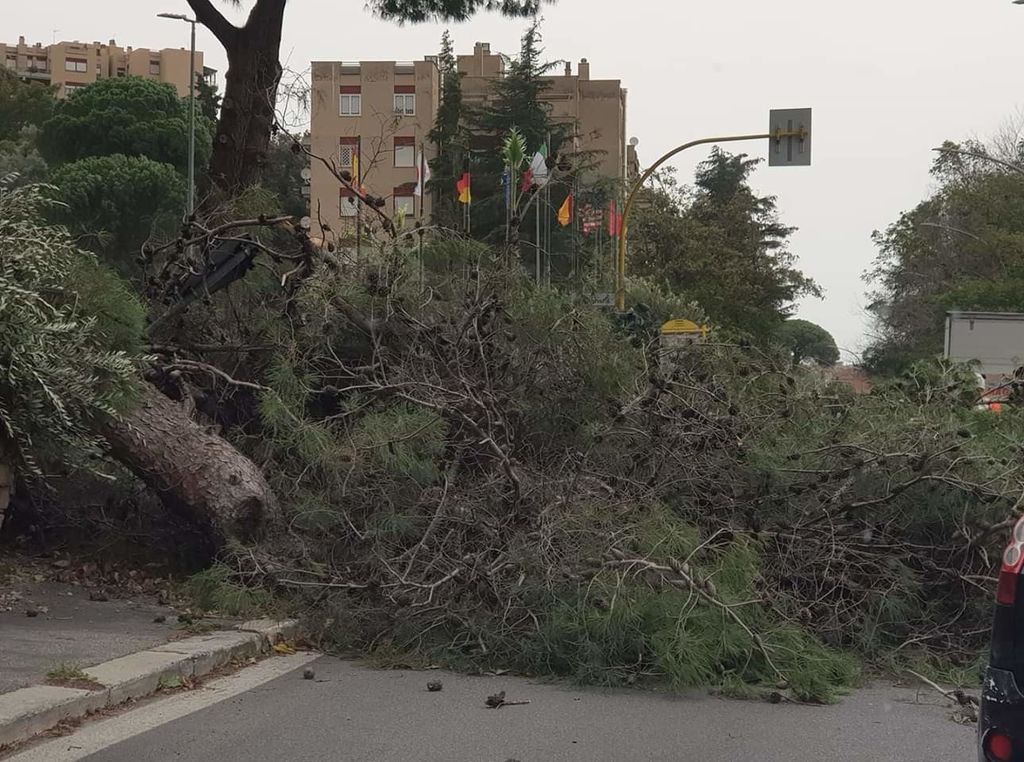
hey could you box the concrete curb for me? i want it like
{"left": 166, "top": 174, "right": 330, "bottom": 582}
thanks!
{"left": 0, "top": 619, "right": 300, "bottom": 751}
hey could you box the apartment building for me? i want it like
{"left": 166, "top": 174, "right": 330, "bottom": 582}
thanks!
{"left": 457, "top": 42, "right": 628, "bottom": 182}
{"left": 309, "top": 42, "right": 628, "bottom": 240}
{"left": 309, "top": 58, "right": 439, "bottom": 238}
{"left": 1, "top": 36, "right": 212, "bottom": 99}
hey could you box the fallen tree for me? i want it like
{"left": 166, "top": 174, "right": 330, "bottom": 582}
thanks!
{"left": 183, "top": 234, "right": 1021, "bottom": 701}
{"left": 97, "top": 382, "right": 278, "bottom": 543}
{"left": 43, "top": 0, "right": 547, "bottom": 546}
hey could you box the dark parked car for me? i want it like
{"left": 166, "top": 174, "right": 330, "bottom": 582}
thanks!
{"left": 980, "top": 519, "right": 1024, "bottom": 761}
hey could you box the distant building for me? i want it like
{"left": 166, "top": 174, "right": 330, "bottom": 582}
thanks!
{"left": 456, "top": 43, "right": 628, "bottom": 182}
{"left": 1, "top": 36, "right": 214, "bottom": 99}
{"left": 308, "top": 41, "right": 629, "bottom": 240}
{"left": 830, "top": 364, "right": 873, "bottom": 394}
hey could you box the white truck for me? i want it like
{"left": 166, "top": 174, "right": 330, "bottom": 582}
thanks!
{"left": 944, "top": 310, "right": 1024, "bottom": 407}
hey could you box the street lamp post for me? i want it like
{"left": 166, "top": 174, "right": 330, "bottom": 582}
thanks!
{"left": 157, "top": 12, "right": 197, "bottom": 219}
{"left": 615, "top": 112, "right": 811, "bottom": 312}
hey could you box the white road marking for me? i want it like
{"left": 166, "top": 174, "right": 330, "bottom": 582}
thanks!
{"left": 4, "top": 653, "right": 319, "bottom": 762}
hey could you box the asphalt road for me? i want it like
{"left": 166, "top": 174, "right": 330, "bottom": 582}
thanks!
{"left": 52, "top": 655, "right": 975, "bottom": 762}
{"left": 0, "top": 581, "right": 177, "bottom": 693}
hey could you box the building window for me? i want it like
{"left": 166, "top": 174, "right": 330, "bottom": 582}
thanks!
{"left": 393, "top": 93, "right": 415, "bottom": 116}
{"left": 340, "top": 188, "right": 358, "bottom": 217}
{"left": 149, "top": 61, "right": 161, "bottom": 75}
{"left": 64, "top": 83, "right": 86, "bottom": 96}
{"left": 338, "top": 144, "right": 354, "bottom": 169}
{"left": 339, "top": 137, "right": 358, "bottom": 171}
{"left": 393, "top": 137, "right": 415, "bottom": 168}
{"left": 64, "top": 58, "right": 87, "bottom": 72}
{"left": 5, "top": 56, "right": 15, "bottom": 69}
{"left": 393, "top": 195, "right": 415, "bottom": 218}
{"left": 339, "top": 87, "right": 361, "bottom": 116}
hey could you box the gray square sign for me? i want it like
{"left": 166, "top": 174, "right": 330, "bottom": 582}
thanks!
{"left": 768, "top": 108, "right": 812, "bottom": 167}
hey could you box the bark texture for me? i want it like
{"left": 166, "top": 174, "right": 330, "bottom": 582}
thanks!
{"left": 187, "top": 0, "right": 286, "bottom": 195}
{"left": 0, "top": 440, "right": 11, "bottom": 531}
{"left": 100, "top": 383, "right": 278, "bottom": 544}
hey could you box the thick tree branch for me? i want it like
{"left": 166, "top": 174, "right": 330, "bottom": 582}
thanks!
{"left": 185, "top": 0, "right": 239, "bottom": 45}
{"left": 246, "top": 0, "right": 288, "bottom": 28}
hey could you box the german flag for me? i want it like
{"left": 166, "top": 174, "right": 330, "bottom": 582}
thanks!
{"left": 456, "top": 173, "right": 471, "bottom": 204}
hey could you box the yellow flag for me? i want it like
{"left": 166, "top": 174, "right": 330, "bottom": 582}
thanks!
{"left": 557, "top": 193, "right": 573, "bottom": 226}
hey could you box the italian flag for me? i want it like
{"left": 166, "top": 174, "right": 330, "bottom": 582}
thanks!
{"left": 521, "top": 145, "right": 549, "bottom": 192}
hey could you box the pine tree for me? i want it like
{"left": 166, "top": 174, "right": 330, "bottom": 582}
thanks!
{"left": 630, "top": 150, "right": 819, "bottom": 336}
{"left": 472, "top": 20, "right": 557, "bottom": 158}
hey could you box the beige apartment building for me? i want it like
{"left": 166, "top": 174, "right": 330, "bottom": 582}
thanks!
{"left": 2, "top": 36, "right": 211, "bottom": 99}
{"left": 457, "top": 42, "right": 629, "bottom": 182}
{"left": 309, "top": 57, "right": 440, "bottom": 238}
{"left": 309, "top": 42, "right": 628, "bottom": 240}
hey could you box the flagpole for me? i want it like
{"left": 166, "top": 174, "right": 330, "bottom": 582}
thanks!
{"left": 534, "top": 188, "right": 541, "bottom": 285}
{"left": 504, "top": 163, "right": 510, "bottom": 248}
{"left": 570, "top": 174, "right": 576, "bottom": 281}
{"left": 418, "top": 143, "right": 424, "bottom": 219}
{"left": 417, "top": 222, "right": 425, "bottom": 291}
{"left": 543, "top": 132, "right": 550, "bottom": 287}
{"left": 356, "top": 135, "right": 362, "bottom": 263}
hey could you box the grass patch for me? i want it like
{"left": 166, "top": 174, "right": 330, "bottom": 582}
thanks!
{"left": 158, "top": 673, "right": 184, "bottom": 690}
{"left": 45, "top": 662, "right": 103, "bottom": 691}
{"left": 187, "top": 563, "right": 274, "bottom": 618}
{"left": 178, "top": 619, "right": 218, "bottom": 636}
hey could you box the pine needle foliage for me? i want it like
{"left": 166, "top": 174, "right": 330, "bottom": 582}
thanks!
{"left": 0, "top": 185, "right": 140, "bottom": 474}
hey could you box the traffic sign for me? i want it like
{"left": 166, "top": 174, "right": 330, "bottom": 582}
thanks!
{"left": 768, "top": 108, "right": 812, "bottom": 167}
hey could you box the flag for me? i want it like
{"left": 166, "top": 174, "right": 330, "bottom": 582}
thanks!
{"left": 557, "top": 192, "right": 573, "bottom": 227}
{"left": 608, "top": 200, "right": 622, "bottom": 237}
{"left": 581, "top": 203, "right": 602, "bottom": 235}
{"left": 350, "top": 151, "right": 366, "bottom": 195}
{"left": 457, "top": 172, "right": 471, "bottom": 204}
{"left": 413, "top": 150, "right": 430, "bottom": 196}
{"left": 521, "top": 145, "right": 549, "bottom": 192}
{"left": 501, "top": 169, "right": 511, "bottom": 207}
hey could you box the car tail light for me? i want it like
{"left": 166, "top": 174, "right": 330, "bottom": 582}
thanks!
{"left": 997, "top": 518, "right": 1024, "bottom": 605}
{"left": 984, "top": 730, "right": 1013, "bottom": 762}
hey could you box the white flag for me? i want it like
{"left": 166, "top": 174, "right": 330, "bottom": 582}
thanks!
{"left": 414, "top": 151, "right": 430, "bottom": 196}
{"left": 530, "top": 146, "right": 549, "bottom": 187}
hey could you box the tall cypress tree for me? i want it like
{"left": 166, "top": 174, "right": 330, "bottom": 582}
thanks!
{"left": 468, "top": 21, "right": 567, "bottom": 246}
{"left": 427, "top": 31, "right": 466, "bottom": 230}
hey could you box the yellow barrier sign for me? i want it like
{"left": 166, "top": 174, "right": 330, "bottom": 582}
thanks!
{"left": 660, "top": 319, "right": 709, "bottom": 337}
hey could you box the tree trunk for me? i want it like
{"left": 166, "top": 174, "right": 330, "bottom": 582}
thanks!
{"left": 0, "top": 439, "right": 11, "bottom": 533}
{"left": 99, "top": 383, "right": 278, "bottom": 544}
{"left": 196, "top": 0, "right": 286, "bottom": 196}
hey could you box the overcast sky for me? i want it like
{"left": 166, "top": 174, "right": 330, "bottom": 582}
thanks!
{"left": 9, "top": 0, "right": 1024, "bottom": 359}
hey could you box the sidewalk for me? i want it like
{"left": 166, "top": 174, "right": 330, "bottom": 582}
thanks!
{"left": 0, "top": 562, "right": 299, "bottom": 752}
{"left": 0, "top": 580, "right": 178, "bottom": 694}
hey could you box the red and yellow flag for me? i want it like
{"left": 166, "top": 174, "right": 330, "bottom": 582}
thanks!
{"left": 456, "top": 172, "right": 471, "bottom": 204}
{"left": 557, "top": 192, "right": 573, "bottom": 227}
